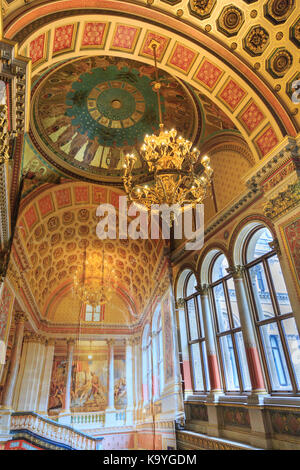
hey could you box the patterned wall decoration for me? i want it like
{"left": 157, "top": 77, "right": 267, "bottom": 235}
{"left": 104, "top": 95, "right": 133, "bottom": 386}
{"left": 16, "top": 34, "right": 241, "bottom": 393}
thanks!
{"left": 0, "top": 285, "right": 13, "bottom": 341}
{"left": 222, "top": 406, "right": 251, "bottom": 428}
{"left": 52, "top": 24, "right": 77, "bottom": 55}
{"left": 254, "top": 125, "right": 279, "bottom": 158}
{"left": 81, "top": 22, "right": 109, "bottom": 48}
{"left": 281, "top": 217, "right": 300, "bottom": 291}
{"left": 269, "top": 409, "right": 300, "bottom": 437}
{"left": 193, "top": 58, "right": 224, "bottom": 91}
{"left": 29, "top": 33, "right": 47, "bottom": 66}
{"left": 167, "top": 42, "right": 197, "bottom": 74}
{"left": 238, "top": 100, "right": 265, "bottom": 135}
{"left": 186, "top": 403, "right": 208, "bottom": 421}
{"left": 218, "top": 78, "right": 246, "bottom": 112}
{"left": 110, "top": 24, "right": 140, "bottom": 52}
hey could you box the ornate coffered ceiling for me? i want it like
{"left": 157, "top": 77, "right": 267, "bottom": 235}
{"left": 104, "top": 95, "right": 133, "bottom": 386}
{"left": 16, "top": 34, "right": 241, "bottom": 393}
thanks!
{"left": 2, "top": 0, "right": 298, "bottom": 147}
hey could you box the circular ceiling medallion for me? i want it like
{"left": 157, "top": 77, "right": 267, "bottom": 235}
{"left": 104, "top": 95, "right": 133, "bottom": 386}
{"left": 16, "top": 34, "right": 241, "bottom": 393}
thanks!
{"left": 31, "top": 56, "right": 199, "bottom": 182}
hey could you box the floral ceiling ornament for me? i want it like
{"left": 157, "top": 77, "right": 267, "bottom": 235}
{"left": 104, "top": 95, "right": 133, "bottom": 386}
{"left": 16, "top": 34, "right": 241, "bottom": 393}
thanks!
{"left": 217, "top": 5, "right": 245, "bottom": 37}
{"left": 189, "top": 0, "right": 217, "bottom": 19}
{"left": 123, "top": 41, "right": 213, "bottom": 210}
{"left": 243, "top": 25, "right": 270, "bottom": 56}
{"left": 267, "top": 47, "right": 293, "bottom": 78}
{"left": 265, "top": 0, "right": 295, "bottom": 24}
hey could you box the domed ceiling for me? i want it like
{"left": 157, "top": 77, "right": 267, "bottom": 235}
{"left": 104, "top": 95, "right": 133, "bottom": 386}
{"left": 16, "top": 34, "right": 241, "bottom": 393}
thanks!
{"left": 31, "top": 56, "right": 201, "bottom": 182}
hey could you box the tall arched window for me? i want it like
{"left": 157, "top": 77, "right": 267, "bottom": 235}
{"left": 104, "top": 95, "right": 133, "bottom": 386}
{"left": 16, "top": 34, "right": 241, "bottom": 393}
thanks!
{"left": 142, "top": 324, "right": 152, "bottom": 404}
{"left": 152, "top": 309, "right": 164, "bottom": 397}
{"left": 183, "top": 272, "right": 210, "bottom": 392}
{"left": 244, "top": 226, "right": 300, "bottom": 393}
{"left": 210, "top": 253, "right": 251, "bottom": 392}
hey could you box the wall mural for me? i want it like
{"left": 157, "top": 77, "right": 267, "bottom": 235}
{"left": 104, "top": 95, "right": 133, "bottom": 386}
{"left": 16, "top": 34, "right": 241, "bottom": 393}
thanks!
{"left": 48, "top": 355, "right": 127, "bottom": 412}
{"left": 282, "top": 218, "right": 300, "bottom": 291}
{"left": 32, "top": 56, "right": 198, "bottom": 180}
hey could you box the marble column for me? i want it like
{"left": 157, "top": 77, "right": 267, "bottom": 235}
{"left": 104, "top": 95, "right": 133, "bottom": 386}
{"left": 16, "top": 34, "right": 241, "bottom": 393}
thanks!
{"left": 64, "top": 339, "right": 75, "bottom": 414}
{"left": 2, "top": 312, "right": 26, "bottom": 409}
{"left": 15, "top": 333, "right": 46, "bottom": 412}
{"left": 106, "top": 339, "right": 115, "bottom": 411}
{"left": 125, "top": 337, "right": 134, "bottom": 424}
{"left": 198, "top": 285, "right": 222, "bottom": 395}
{"left": 37, "top": 339, "right": 55, "bottom": 414}
{"left": 228, "top": 266, "right": 267, "bottom": 398}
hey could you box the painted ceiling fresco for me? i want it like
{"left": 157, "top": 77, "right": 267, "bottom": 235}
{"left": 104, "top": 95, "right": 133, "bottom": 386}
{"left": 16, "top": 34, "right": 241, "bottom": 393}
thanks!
{"left": 32, "top": 56, "right": 199, "bottom": 181}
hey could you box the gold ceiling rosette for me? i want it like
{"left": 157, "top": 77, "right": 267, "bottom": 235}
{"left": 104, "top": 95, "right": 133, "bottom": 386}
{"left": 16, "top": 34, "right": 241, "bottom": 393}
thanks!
{"left": 123, "top": 40, "right": 213, "bottom": 211}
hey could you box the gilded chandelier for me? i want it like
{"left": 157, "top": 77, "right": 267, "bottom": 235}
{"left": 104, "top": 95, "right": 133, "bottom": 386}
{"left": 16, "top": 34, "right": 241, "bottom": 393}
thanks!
{"left": 73, "top": 250, "right": 116, "bottom": 309}
{"left": 123, "top": 41, "right": 213, "bottom": 210}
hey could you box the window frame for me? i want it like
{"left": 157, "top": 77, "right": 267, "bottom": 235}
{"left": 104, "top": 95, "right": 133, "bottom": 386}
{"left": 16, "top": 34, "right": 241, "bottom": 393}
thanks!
{"left": 183, "top": 272, "right": 210, "bottom": 393}
{"left": 243, "top": 225, "right": 299, "bottom": 395}
{"left": 209, "top": 252, "right": 250, "bottom": 394}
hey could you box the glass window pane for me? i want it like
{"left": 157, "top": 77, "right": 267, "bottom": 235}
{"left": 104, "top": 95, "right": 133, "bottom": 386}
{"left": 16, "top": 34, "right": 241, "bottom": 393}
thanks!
{"left": 191, "top": 343, "right": 204, "bottom": 391}
{"left": 259, "top": 323, "right": 292, "bottom": 391}
{"left": 213, "top": 284, "right": 230, "bottom": 332}
{"left": 195, "top": 295, "right": 204, "bottom": 338}
{"left": 211, "top": 254, "right": 229, "bottom": 283}
{"left": 267, "top": 256, "right": 292, "bottom": 315}
{"left": 185, "top": 274, "right": 197, "bottom": 297}
{"left": 235, "top": 332, "right": 251, "bottom": 391}
{"left": 249, "top": 263, "right": 275, "bottom": 320}
{"left": 202, "top": 341, "right": 210, "bottom": 391}
{"left": 219, "top": 335, "right": 239, "bottom": 391}
{"left": 186, "top": 299, "right": 199, "bottom": 341}
{"left": 94, "top": 312, "right": 100, "bottom": 322}
{"left": 282, "top": 317, "right": 300, "bottom": 389}
{"left": 226, "top": 277, "right": 240, "bottom": 328}
{"left": 246, "top": 227, "right": 273, "bottom": 263}
{"left": 85, "top": 311, "right": 92, "bottom": 321}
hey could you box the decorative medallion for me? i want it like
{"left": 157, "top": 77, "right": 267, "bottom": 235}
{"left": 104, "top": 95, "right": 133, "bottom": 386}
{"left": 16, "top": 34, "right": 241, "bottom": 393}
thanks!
{"left": 189, "top": 0, "right": 217, "bottom": 19}
{"left": 217, "top": 5, "right": 244, "bottom": 37}
{"left": 267, "top": 48, "right": 293, "bottom": 78}
{"left": 264, "top": 0, "right": 295, "bottom": 24}
{"left": 32, "top": 56, "right": 199, "bottom": 182}
{"left": 243, "top": 25, "right": 270, "bottom": 56}
{"left": 290, "top": 16, "right": 300, "bottom": 47}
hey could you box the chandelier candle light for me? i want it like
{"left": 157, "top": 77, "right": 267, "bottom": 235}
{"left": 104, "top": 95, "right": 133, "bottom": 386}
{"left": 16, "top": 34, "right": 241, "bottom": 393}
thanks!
{"left": 73, "top": 247, "right": 116, "bottom": 310}
{"left": 123, "top": 40, "right": 213, "bottom": 210}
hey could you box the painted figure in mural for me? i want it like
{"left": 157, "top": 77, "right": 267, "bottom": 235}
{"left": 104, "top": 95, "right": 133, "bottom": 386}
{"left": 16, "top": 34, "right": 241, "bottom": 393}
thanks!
{"left": 114, "top": 377, "right": 126, "bottom": 406}
{"left": 106, "top": 147, "right": 121, "bottom": 169}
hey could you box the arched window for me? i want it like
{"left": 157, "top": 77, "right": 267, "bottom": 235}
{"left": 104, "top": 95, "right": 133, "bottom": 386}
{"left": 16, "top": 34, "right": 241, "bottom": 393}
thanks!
{"left": 183, "top": 272, "right": 210, "bottom": 392}
{"left": 244, "top": 226, "right": 300, "bottom": 392}
{"left": 142, "top": 324, "right": 152, "bottom": 404}
{"left": 85, "top": 304, "right": 103, "bottom": 322}
{"left": 152, "top": 308, "right": 163, "bottom": 397}
{"left": 210, "top": 253, "right": 251, "bottom": 392}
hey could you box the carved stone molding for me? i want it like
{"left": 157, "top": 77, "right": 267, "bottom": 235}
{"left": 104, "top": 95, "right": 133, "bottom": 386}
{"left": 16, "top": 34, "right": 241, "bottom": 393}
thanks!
{"left": 263, "top": 181, "right": 300, "bottom": 220}
{"left": 196, "top": 284, "right": 210, "bottom": 295}
{"left": 14, "top": 311, "right": 26, "bottom": 324}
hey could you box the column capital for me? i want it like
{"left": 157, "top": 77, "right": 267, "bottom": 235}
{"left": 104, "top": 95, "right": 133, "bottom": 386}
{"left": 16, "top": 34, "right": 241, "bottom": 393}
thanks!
{"left": 14, "top": 311, "right": 26, "bottom": 324}
{"left": 268, "top": 238, "right": 281, "bottom": 256}
{"left": 46, "top": 338, "right": 56, "bottom": 346}
{"left": 67, "top": 338, "right": 76, "bottom": 346}
{"left": 175, "top": 298, "right": 185, "bottom": 309}
{"left": 226, "top": 265, "right": 245, "bottom": 279}
{"left": 107, "top": 338, "right": 115, "bottom": 346}
{"left": 24, "top": 332, "right": 45, "bottom": 344}
{"left": 125, "top": 336, "right": 135, "bottom": 347}
{"left": 196, "top": 284, "right": 210, "bottom": 295}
